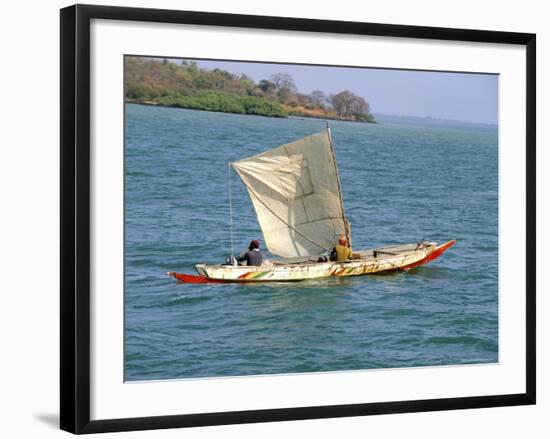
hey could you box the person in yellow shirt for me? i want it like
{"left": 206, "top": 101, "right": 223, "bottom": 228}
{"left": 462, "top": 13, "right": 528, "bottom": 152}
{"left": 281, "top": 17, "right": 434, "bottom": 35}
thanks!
{"left": 330, "top": 235, "right": 360, "bottom": 262}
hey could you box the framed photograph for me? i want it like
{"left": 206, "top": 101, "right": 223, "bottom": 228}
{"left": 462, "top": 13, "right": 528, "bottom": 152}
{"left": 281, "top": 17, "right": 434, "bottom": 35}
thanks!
{"left": 60, "top": 4, "right": 536, "bottom": 434}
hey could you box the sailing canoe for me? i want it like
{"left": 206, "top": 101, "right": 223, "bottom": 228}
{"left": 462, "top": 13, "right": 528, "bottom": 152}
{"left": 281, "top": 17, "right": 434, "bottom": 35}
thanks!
{"left": 167, "top": 240, "right": 456, "bottom": 283}
{"left": 168, "top": 128, "right": 455, "bottom": 284}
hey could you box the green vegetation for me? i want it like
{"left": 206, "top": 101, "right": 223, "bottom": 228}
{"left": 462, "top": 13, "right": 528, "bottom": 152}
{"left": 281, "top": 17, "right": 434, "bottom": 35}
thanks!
{"left": 155, "top": 91, "right": 288, "bottom": 117}
{"left": 125, "top": 57, "right": 376, "bottom": 123}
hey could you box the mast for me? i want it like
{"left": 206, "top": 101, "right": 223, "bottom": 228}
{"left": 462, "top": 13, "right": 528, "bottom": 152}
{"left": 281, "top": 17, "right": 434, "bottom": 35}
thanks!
{"left": 326, "top": 123, "right": 351, "bottom": 247}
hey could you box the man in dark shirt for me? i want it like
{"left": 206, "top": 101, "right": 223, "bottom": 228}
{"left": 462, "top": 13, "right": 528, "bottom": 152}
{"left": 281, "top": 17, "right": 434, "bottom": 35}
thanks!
{"left": 237, "top": 240, "right": 264, "bottom": 266}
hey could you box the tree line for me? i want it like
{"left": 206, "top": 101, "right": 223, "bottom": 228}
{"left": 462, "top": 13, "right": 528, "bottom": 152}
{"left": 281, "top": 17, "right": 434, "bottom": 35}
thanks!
{"left": 125, "top": 57, "right": 376, "bottom": 123}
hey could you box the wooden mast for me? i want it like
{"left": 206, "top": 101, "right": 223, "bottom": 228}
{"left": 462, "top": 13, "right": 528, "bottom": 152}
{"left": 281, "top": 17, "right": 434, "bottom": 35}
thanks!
{"left": 326, "top": 123, "right": 352, "bottom": 248}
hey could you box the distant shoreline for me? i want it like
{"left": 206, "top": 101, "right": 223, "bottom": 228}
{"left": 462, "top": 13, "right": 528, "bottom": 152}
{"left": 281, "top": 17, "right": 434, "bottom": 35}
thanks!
{"left": 127, "top": 102, "right": 499, "bottom": 130}
{"left": 126, "top": 99, "right": 378, "bottom": 124}
{"left": 374, "top": 113, "right": 497, "bottom": 128}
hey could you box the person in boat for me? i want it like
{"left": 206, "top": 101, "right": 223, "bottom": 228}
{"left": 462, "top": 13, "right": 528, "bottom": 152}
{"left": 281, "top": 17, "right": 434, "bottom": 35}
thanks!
{"left": 330, "top": 235, "right": 361, "bottom": 262}
{"left": 236, "top": 239, "right": 264, "bottom": 266}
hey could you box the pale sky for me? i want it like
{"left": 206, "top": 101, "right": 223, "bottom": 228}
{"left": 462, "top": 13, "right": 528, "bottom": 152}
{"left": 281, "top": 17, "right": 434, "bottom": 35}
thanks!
{"left": 189, "top": 59, "right": 498, "bottom": 125}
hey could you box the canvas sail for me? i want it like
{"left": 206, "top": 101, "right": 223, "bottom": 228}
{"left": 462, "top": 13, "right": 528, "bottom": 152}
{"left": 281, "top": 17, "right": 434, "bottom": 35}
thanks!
{"left": 232, "top": 129, "right": 350, "bottom": 258}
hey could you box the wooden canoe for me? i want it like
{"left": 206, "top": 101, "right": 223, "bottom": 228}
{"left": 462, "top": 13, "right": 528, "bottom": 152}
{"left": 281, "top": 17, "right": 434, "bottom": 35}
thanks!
{"left": 167, "top": 240, "right": 456, "bottom": 284}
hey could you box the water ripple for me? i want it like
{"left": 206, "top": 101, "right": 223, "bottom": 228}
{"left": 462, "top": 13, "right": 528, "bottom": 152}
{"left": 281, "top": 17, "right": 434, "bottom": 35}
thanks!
{"left": 124, "top": 104, "right": 498, "bottom": 380}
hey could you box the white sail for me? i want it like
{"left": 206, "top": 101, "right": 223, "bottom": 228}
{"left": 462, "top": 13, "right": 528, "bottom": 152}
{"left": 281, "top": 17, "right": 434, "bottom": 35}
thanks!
{"left": 232, "top": 129, "right": 349, "bottom": 258}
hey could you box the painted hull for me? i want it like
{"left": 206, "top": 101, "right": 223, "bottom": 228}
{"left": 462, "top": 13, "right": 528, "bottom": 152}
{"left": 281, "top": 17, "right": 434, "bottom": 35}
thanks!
{"left": 168, "top": 240, "right": 456, "bottom": 284}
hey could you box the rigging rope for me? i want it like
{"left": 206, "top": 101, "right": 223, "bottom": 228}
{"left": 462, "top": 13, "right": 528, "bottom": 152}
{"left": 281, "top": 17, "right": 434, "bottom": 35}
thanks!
{"left": 228, "top": 162, "right": 235, "bottom": 256}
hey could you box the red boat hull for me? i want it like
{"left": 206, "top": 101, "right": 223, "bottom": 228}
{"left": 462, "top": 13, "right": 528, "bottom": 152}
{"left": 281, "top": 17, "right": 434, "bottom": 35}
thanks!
{"left": 386, "top": 239, "right": 456, "bottom": 272}
{"left": 166, "top": 272, "right": 227, "bottom": 284}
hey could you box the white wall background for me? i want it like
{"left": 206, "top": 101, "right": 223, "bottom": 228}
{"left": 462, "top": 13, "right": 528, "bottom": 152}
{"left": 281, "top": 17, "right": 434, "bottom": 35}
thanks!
{"left": 0, "top": 0, "right": 546, "bottom": 437}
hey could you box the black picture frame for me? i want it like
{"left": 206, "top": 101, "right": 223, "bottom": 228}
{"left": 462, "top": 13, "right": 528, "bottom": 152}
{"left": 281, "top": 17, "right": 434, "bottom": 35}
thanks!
{"left": 60, "top": 4, "right": 536, "bottom": 434}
